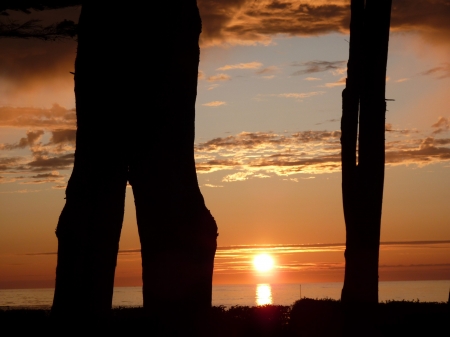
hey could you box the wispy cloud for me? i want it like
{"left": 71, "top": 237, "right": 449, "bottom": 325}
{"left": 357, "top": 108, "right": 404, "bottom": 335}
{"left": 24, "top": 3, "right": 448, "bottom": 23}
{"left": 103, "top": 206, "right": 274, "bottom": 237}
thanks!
{"left": 217, "top": 62, "right": 263, "bottom": 71}
{"left": 420, "top": 63, "right": 450, "bottom": 79}
{"left": 256, "top": 66, "right": 278, "bottom": 75}
{"left": 213, "top": 241, "right": 450, "bottom": 274}
{"left": 275, "top": 91, "right": 325, "bottom": 100}
{"left": 207, "top": 73, "right": 231, "bottom": 82}
{"left": 320, "top": 77, "right": 346, "bottom": 88}
{"left": 204, "top": 183, "right": 224, "bottom": 188}
{"left": 202, "top": 101, "right": 227, "bottom": 107}
{"left": 292, "top": 60, "right": 346, "bottom": 76}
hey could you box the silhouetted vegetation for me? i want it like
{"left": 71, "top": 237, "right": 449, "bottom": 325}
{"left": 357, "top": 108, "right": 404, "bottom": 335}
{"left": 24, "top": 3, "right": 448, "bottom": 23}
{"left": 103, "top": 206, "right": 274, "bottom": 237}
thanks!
{"left": 0, "top": 2, "right": 80, "bottom": 40}
{"left": 1, "top": 299, "right": 448, "bottom": 336}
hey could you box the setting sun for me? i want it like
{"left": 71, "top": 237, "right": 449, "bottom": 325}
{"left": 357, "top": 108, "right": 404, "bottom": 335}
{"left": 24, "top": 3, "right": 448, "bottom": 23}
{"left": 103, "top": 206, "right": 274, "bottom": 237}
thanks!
{"left": 253, "top": 254, "right": 275, "bottom": 272}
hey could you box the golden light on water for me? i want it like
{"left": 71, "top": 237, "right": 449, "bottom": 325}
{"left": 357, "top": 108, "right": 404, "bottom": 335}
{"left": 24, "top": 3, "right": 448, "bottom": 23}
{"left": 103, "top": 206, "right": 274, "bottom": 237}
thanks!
{"left": 256, "top": 284, "right": 272, "bottom": 306}
{"left": 253, "top": 254, "right": 275, "bottom": 272}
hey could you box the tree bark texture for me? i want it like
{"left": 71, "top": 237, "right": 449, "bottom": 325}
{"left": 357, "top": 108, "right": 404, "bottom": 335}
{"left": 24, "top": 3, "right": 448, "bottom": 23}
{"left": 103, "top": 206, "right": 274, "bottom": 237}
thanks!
{"left": 341, "top": 0, "right": 392, "bottom": 304}
{"left": 52, "top": 2, "right": 218, "bottom": 318}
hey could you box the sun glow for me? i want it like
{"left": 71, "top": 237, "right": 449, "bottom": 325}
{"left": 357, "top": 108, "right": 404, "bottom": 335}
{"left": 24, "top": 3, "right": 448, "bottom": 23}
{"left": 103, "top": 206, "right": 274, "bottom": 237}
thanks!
{"left": 253, "top": 254, "right": 275, "bottom": 272}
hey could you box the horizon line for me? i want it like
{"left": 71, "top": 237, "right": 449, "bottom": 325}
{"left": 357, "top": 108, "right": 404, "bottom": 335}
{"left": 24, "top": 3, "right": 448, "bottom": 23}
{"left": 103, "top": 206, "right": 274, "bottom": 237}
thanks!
{"left": 19, "top": 240, "right": 450, "bottom": 256}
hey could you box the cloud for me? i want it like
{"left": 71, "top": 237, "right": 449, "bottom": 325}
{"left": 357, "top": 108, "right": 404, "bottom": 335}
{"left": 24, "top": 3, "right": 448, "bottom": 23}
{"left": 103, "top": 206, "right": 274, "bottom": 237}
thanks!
{"left": 207, "top": 73, "right": 231, "bottom": 82}
{"left": 222, "top": 171, "right": 253, "bottom": 182}
{"left": 420, "top": 63, "right": 450, "bottom": 79}
{"left": 195, "top": 130, "right": 342, "bottom": 176}
{"left": 217, "top": 61, "right": 263, "bottom": 71}
{"left": 395, "top": 78, "right": 409, "bottom": 83}
{"left": 204, "top": 183, "right": 224, "bottom": 188}
{"left": 0, "top": 188, "right": 41, "bottom": 194}
{"left": 0, "top": 38, "right": 77, "bottom": 98}
{"left": 0, "top": 157, "right": 20, "bottom": 171}
{"left": 275, "top": 91, "right": 325, "bottom": 99}
{"left": 292, "top": 60, "right": 346, "bottom": 76}
{"left": 256, "top": 66, "right": 278, "bottom": 75}
{"left": 207, "top": 84, "right": 219, "bottom": 90}
{"left": 0, "top": 129, "right": 44, "bottom": 150}
{"left": 23, "top": 171, "right": 64, "bottom": 184}
{"left": 195, "top": 120, "right": 450, "bottom": 180}
{"left": 213, "top": 240, "right": 450, "bottom": 274}
{"left": 198, "top": 0, "right": 450, "bottom": 47}
{"left": 202, "top": 101, "right": 227, "bottom": 107}
{"left": 11, "top": 1, "right": 448, "bottom": 49}
{"left": 432, "top": 117, "right": 450, "bottom": 134}
{"left": 0, "top": 104, "right": 76, "bottom": 129}
{"left": 315, "top": 119, "right": 339, "bottom": 125}
{"left": 27, "top": 153, "right": 74, "bottom": 171}
{"left": 304, "top": 77, "right": 321, "bottom": 81}
{"left": 321, "top": 77, "right": 346, "bottom": 88}
{"left": 49, "top": 129, "right": 76, "bottom": 144}
{"left": 198, "top": 0, "right": 351, "bottom": 46}
{"left": 390, "top": 0, "right": 450, "bottom": 46}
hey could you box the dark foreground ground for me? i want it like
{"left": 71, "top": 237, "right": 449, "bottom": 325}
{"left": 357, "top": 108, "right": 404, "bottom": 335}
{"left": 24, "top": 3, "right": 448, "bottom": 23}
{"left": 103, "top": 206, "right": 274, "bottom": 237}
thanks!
{"left": 1, "top": 299, "right": 448, "bottom": 336}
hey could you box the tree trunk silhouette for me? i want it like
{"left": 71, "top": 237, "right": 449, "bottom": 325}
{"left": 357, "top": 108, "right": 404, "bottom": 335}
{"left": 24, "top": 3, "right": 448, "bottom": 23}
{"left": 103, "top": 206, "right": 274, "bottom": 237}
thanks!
{"left": 52, "top": 2, "right": 218, "bottom": 319}
{"left": 341, "top": 0, "right": 392, "bottom": 304}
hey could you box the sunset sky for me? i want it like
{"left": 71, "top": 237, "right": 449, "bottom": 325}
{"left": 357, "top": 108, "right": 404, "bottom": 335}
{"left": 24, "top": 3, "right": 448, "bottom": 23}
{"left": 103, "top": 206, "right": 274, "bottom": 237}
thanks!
{"left": 1, "top": 1, "right": 450, "bottom": 289}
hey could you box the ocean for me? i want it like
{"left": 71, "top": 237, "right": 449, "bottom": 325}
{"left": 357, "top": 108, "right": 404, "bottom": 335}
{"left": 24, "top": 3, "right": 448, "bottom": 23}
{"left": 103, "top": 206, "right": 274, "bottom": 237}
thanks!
{"left": 0, "top": 280, "right": 448, "bottom": 309}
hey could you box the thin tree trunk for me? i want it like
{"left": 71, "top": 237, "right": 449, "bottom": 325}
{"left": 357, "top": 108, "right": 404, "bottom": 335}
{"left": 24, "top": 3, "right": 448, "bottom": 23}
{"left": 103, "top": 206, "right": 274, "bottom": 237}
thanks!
{"left": 341, "top": 0, "right": 392, "bottom": 304}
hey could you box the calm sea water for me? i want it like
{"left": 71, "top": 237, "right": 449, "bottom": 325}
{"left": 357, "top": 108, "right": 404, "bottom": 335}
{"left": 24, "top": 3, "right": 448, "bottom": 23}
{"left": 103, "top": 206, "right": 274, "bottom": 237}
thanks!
{"left": 0, "top": 280, "right": 448, "bottom": 309}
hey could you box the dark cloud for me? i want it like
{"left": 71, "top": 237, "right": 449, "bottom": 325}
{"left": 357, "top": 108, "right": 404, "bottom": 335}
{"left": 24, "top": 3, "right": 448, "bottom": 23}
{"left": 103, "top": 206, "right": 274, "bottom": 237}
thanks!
{"left": 420, "top": 64, "right": 450, "bottom": 79}
{"left": 30, "top": 172, "right": 60, "bottom": 179}
{"left": 27, "top": 152, "right": 73, "bottom": 171}
{"left": 391, "top": 0, "right": 450, "bottom": 45}
{"left": 292, "top": 60, "right": 346, "bottom": 76}
{"left": 0, "top": 156, "right": 20, "bottom": 171}
{"left": 0, "top": 1, "right": 448, "bottom": 101}
{"left": 0, "top": 3, "right": 81, "bottom": 14}
{"left": 0, "top": 38, "right": 76, "bottom": 94}
{"left": 266, "top": 1, "right": 291, "bottom": 10}
{"left": 432, "top": 117, "right": 450, "bottom": 134}
{"left": 197, "top": 0, "right": 450, "bottom": 47}
{"left": 1, "top": 1, "right": 449, "bottom": 49}
{"left": 0, "top": 129, "right": 44, "bottom": 150}
{"left": 49, "top": 128, "right": 76, "bottom": 144}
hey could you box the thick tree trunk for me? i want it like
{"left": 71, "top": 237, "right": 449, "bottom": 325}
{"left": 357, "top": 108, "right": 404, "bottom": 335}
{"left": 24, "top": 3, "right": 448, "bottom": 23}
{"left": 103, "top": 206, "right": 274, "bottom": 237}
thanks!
{"left": 52, "top": 4, "right": 128, "bottom": 316}
{"left": 341, "top": 0, "right": 392, "bottom": 304}
{"left": 52, "top": 2, "right": 217, "bottom": 321}
{"left": 128, "top": 3, "right": 218, "bottom": 330}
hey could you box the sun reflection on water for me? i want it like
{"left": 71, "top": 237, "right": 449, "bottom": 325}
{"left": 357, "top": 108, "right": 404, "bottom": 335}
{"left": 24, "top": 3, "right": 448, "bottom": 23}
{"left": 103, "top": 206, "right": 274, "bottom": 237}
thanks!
{"left": 256, "top": 284, "right": 272, "bottom": 306}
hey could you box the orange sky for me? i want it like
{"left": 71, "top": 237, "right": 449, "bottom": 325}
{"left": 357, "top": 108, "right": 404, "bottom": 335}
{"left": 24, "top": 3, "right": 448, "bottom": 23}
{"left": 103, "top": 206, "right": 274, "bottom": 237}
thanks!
{"left": 1, "top": 1, "right": 450, "bottom": 289}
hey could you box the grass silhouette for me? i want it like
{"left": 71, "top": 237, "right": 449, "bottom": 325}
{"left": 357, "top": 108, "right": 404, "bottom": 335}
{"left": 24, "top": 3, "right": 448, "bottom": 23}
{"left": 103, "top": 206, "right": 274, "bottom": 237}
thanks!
{"left": 0, "top": 298, "right": 448, "bottom": 336}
